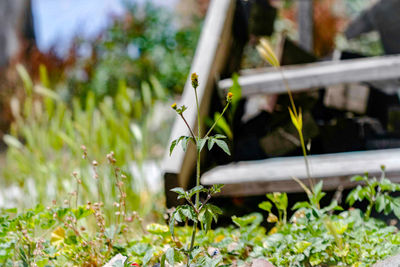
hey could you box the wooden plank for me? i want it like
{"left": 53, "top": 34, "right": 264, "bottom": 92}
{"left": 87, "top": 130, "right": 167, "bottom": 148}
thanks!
{"left": 218, "top": 55, "right": 400, "bottom": 96}
{"left": 162, "top": 0, "right": 236, "bottom": 190}
{"left": 215, "top": 173, "right": 400, "bottom": 197}
{"left": 298, "top": 0, "right": 313, "bottom": 52}
{"left": 201, "top": 148, "right": 400, "bottom": 195}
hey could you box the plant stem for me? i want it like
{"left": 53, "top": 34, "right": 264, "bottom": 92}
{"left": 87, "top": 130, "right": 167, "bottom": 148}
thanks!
{"left": 180, "top": 114, "right": 197, "bottom": 143}
{"left": 298, "top": 130, "right": 314, "bottom": 192}
{"left": 365, "top": 199, "right": 374, "bottom": 220}
{"left": 187, "top": 86, "right": 202, "bottom": 265}
{"left": 204, "top": 102, "right": 230, "bottom": 138}
{"left": 278, "top": 68, "right": 315, "bottom": 193}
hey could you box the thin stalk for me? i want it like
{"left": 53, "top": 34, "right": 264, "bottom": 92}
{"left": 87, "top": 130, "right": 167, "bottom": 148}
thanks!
{"left": 180, "top": 113, "right": 197, "bottom": 143}
{"left": 188, "top": 87, "right": 202, "bottom": 265}
{"left": 278, "top": 68, "right": 314, "bottom": 193}
{"left": 365, "top": 198, "right": 374, "bottom": 220}
{"left": 204, "top": 102, "right": 230, "bottom": 138}
{"left": 76, "top": 181, "right": 79, "bottom": 209}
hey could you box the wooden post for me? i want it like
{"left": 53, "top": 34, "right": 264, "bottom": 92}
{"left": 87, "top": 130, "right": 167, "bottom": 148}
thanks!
{"left": 162, "top": 0, "right": 236, "bottom": 207}
{"left": 298, "top": 0, "right": 313, "bottom": 53}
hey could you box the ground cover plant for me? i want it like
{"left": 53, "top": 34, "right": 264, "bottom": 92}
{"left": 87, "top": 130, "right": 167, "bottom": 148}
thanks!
{"left": 2, "top": 73, "right": 400, "bottom": 267}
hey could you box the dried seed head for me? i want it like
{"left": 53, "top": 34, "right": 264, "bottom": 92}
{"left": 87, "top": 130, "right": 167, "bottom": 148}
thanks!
{"left": 92, "top": 160, "right": 98, "bottom": 166}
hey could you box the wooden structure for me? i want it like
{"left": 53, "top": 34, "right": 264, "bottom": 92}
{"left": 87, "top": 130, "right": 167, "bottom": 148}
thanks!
{"left": 218, "top": 55, "right": 400, "bottom": 96}
{"left": 202, "top": 148, "right": 400, "bottom": 196}
{"left": 162, "top": 0, "right": 238, "bottom": 206}
{"left": 162, "top": 0, "right": 400, "bottom": 201}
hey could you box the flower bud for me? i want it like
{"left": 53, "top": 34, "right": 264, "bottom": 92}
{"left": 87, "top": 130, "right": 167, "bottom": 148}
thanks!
{"left": 191, "top": 72, "right": 199, "bottom": 89}
{"left": 171, "top": 102, "right": 177, "bottom": 110}
{"left": 227, "top": 92, "right": 233, "bottom": 102}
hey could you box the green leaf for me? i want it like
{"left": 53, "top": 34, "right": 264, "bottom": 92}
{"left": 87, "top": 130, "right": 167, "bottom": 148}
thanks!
{"left": 166, "top": 248, "right": 174, "bottom": 266}
{"left": 169, "top": 214, "right": 176, "bottom": 237}
{"left": 178, "top": 205, "right": 197, "bottom": 222}
{"left": 146, "top": 223, "right": 169, "bottom": 236}
{"left": 375, "top": 195, "right": 385, "bottom": 213}
{"left": 259, "top": 201, "right": 272, "bottom": 212}
{"left": 197, "top": 138, "right": 207, "bottom": 152}
{"left": 214, "top": 139, "right": 230, "bottom": 155}
{"left": 171, "top": 187, "right": 187, "bottom": 200}
{"left": 169, "top": 139, "right": 178, "bottom": 156}
{"left": 232, "top": 213, "right": 262, "bottom": 228}
{"left": 207, "top": 204, "right": 223, "bottom": 221}
{"left": 188, "top": 185, "right": 206, "bottom": 198}
{"left": 351, "top": 175, "right": 367, "bottom": 182}
{"left": 142, "top": 248, "right": 154, "bottom": 266}
{"left": 170, "top": 187, "right": 185, "bottom": 196}
{"left": 169, "top": 136, "right": 188, "bottom": 156}
{"left": 207, "top": 138, "right": 216, "bottom": 151}
{"left": 141, "top": 81, "right": 152, "bottom": 108}
{"left": 181, "top": 136, "right": 193, "bottom": 152}
{"left": 295, "top": 241, "right": 311, "bottom": 253}
{"left": 213, "top": 134, "right": 227, "bottom": 139}
{"left": 209, "top": 184, "right": 224, "bottom": 195}
{"left": 292, "top": 201, "right": 310, "bottom": 210}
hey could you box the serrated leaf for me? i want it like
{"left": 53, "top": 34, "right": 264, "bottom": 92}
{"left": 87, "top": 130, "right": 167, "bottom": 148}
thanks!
{"left": 169, "top": 139, "right": 178, "bottom": 156}
{"left": 197, "top": 138, "right": 207, "bottom": 152}
{"left": 210, "top": 184, "right": 224, "bottom": 194}
{"left": 166, "top": 248, "right": 174, "bottom": 266}
{"left": 214, "top": 139, "right": 230, "bottom": 155}
{"left": 169, "top": 214, "right": 175, "bottom": 237}
{"left": 179, "top": 205, "right": 197, "bottom": 222}
{"left": 213, "top": 134, "right": 226, "bottom": 139}
{"left": 142, "top": 248, "right": 154, "bottom": 266}
{"left": 169, "top": 136, "right": 188, "bottom": 156}
{"left": 188, "top": 185, "right": 205, "bottom": 198}
{"left": 207, "top": 138, "right": 215, "bottom": 151}
{"left": 181, "top": 136, "right": 192, "bottom": 152}
{"left": 170, "top": 187, "right": 186, "bottom": 196}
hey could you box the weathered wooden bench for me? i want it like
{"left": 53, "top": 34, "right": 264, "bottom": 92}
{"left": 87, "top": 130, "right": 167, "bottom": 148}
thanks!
{"left": 162, "top": 0, "right": 400, "bottom": 201}
{"left": 205, "top": 54, "right": 400, "bottom": 196}
{"left": 201, "top": 148, "right": 400, "bottom": 196}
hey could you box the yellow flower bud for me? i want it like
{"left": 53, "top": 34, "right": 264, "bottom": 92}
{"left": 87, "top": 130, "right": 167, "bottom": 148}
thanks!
{"left": 171, "top": 103, "right": 177, "bottom": 110}
{"left": 191, "top": 72, "right": 199, "bottom": 89}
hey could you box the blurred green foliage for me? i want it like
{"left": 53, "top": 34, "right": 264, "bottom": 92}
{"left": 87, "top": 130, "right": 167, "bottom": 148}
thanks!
{"left": 67, "top": 2, "right": 201, "bottom": 103}
{"left": 2, "top": 65, "right": 171, "bottom": 219}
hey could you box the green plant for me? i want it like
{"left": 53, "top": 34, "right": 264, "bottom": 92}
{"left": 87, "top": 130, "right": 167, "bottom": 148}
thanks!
{"left": 346, "top": 166, "right": 400, "bottom": 220}
{"left": 167, "top": 73, "right": 232, "bottom": 266}
{"left": 259, "top": 192, "right": 288, "bottom": 226}
{"left": 67, "top": 2, "right": 200, "bottom": 103}
{"left": 2, "top": 65, "right": 169, "bottom": 219}
{"left": 257, "top": 37, "right": 314, "bottom": 193}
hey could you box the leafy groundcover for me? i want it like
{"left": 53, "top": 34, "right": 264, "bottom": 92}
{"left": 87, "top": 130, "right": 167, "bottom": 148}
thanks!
{"left": 1, "top": 172, "right": 400, "bottom": 267}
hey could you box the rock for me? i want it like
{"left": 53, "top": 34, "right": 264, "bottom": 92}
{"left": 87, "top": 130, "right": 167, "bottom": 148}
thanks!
{"left": 103, "top": 253, "right": 127, "bottom": 267}
{"left": 251, "top": 258, "right": 275, "bottom": 267}
{"left": 372, "top": 254, "right": 400, "bottom": 267}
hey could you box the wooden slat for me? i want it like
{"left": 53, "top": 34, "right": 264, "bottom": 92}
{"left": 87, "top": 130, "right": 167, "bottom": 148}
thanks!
{"left": 162, "top": 0, "right": 236, "bottom": 189}
{"left": 298, "top": 0, "right": 313, "bottom": 52}
{"left": 218, "top": 55, "right": 400, "bottom": 96}
{"left": 201, "top": 148, "right": 400, "bottom": 196}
